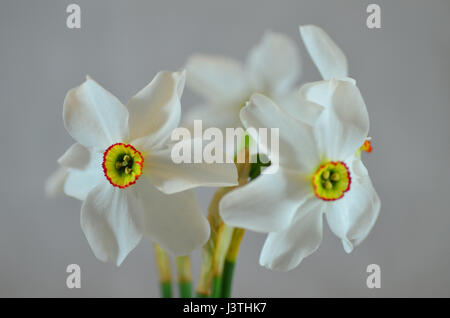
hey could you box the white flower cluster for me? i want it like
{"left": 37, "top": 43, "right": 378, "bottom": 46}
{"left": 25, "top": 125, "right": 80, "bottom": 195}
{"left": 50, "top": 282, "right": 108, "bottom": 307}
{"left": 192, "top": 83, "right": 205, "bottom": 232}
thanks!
{"left": 47, "top": 25, "right": 379, "bottom": 273}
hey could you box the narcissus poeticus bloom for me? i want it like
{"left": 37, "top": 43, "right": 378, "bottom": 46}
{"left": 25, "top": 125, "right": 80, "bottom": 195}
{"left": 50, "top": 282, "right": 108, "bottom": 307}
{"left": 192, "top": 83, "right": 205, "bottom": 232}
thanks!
{"left": 219, "top": 79, "right": 380, "bottom": 271}
{"left": 184, "top": 31, "right": 302, "bottom": 130}
{"left": 57, "top": 71, "right": 238, "bottom": 265}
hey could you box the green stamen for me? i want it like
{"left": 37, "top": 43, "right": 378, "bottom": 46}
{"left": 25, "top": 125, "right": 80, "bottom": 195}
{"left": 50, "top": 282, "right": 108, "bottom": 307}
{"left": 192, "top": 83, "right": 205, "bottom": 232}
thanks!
{"left": 330, "top": 173, "right": 340, "bottom": 181}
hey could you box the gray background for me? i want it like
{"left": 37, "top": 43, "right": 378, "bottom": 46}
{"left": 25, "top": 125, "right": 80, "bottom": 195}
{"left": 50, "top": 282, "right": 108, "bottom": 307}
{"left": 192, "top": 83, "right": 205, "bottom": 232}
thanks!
{"left": 1, "top": 0, "right": 449, "bottom": 297}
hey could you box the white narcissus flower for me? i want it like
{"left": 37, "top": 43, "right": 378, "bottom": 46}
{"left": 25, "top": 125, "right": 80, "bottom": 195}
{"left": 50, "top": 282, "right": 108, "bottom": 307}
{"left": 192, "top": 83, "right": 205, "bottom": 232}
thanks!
{"left": 184, "top": 31, "right": 301, "bottom": 130}
{"left": 219, "top": 79, "right": 380, "bottom": 271}
{"left": 56, "top": 71, "right": 238, "bottom": 265}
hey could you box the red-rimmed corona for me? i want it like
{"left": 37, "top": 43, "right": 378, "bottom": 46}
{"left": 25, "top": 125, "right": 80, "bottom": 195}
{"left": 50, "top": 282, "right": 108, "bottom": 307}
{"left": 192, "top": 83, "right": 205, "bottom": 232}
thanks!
{"left": 102, "top": 143, "right": 144, "bottom": 188}
{"left": 312, "top": 161, "right": 351, "bottom": 201}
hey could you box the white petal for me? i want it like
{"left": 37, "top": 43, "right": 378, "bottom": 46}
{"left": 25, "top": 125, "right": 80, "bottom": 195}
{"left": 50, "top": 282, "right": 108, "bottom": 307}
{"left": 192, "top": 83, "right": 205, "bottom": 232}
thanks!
{"left": 127, "top": 71, "right": 186, "bottom": 147}
{"left": 81, "top": 183, "right": 144, "bottom": 266}
{"left": 312, "top": 80, "right": 369, "bottom": 160}
{"left": 325, "top": 159, "right": 380, "bottom": 253}
{"left": 182, "top": 104, "right": 243, "bottom": 132}
{"left": 57, "top": 143, "right": 90, "bottom": 170}
{"left": 63, "top": 77, "right": 129, "bottom": 150}
{"left": 219, "top": 168, "right": 312, "bottom": 233}
{"left": 299, "top": 78, "right": 356, "bottom": 110}
{"left": 63, "top": 149, "right": 104, "bottom": 201}
{"left": 134, "top": 179, "right": 210, "bottom": 256}
{"left": 299, "top": 25, "right": 348, "bottom": 80}
{"left": 45, "top": 166, "right": 68, "bottom": 197}
{"left": 180, "top": 106, "right": 243, "bottom": 162}
{"left": 247, "top": 31, "right": 301, "bottom": 96}
{"left": 241, "top": 93, "right": 319, "bottom": 172}
{"left": 143, "top": 139, "right": 238, "bottom": 194}
{"left": 277, "top": 90, "right": 324, "bottom": 126}
{"left": 186, "top": 55, "right": 250, "bottom": 106}
{"left": 351, "top": 157, "right": 369, "bottom": 177}
{"left": 259, "top": 198, "right": 325, "bottom": 271}
{"left": 64, "top": 168, "right": 105, "bottom": 201}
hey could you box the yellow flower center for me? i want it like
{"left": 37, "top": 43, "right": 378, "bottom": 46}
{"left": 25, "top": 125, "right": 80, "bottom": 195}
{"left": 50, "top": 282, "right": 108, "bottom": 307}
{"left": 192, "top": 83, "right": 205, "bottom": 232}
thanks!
{"left": 102, "top": 143, "right": 144, "bottom": 188}
{"left": 312, "top": 161, "right": 351, "bottom": 201}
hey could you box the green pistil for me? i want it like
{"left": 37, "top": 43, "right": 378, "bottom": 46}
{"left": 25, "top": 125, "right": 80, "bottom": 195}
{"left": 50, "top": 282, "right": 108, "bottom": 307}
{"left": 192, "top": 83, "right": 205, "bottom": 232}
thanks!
{"left": 320, "top": 169, "right": 342, "bottom": 190}
{"left": 313, "top": 161, "right": 351, "bottom": 201}
{"left": 115, "top": 154, "right": 134, "bottom": 174}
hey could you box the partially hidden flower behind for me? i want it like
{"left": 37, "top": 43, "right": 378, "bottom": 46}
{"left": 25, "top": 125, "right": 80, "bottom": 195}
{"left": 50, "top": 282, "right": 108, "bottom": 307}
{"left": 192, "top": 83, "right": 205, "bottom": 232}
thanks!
{"left": 184, "top": 24, "right": 350, "bottom": 134}
{"left": 279, "top": 24, "right": 350, "bottom": 125}
{"left": 48, "top": 71, "right": 238, "bottom": 266}
{"left": 219, "top": 79, "right": 380, "bottom": 271}
{"left": 184, "top": 31, "right": 302, "bottom": 131}
{"left": 299, "top": 25, "right": 348, "bottom": 81}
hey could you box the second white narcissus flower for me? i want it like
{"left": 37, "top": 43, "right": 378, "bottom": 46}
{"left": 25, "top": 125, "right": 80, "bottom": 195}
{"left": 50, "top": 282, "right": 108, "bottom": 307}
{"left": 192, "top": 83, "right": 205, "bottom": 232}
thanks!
{"left": 184, "top": 31, "right": 301, "bottom": 130}
{"left": 60, "top": 71, "right": 238, "bottom": 265}
{"left": 219, "top": 79, "right": 380, "bottom": 271}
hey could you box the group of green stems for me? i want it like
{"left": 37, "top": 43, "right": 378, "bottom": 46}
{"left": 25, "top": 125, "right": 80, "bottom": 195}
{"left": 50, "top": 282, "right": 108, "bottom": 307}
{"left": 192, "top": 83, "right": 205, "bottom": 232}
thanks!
{"left": 154, "top": 233, "right": 242, "bottom": 298}
{"left": 154, "top": 244, "right": 194, "bottom": 298}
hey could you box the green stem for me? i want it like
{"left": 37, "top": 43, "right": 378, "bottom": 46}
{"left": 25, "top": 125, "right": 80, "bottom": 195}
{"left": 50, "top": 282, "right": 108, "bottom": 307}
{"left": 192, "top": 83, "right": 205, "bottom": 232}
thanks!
{"left": 221, "top": 260, "right": 235, "bottom": 298}
{"left": 195, "top": 188, "right": 235, "bottom": 298}
{"left": 196, "top": 149, "right": 251, "bottom": 299}
{"left": 196, "top": 292, "right": 209, "bottom": 298}
{"left": 211, "top": 275, "right": 223, "bottom": 298}
{"left": 160, "top": 281, "right": 173, "bottom": 298}
{"left": 154, "top": 243, "right": 172, "bottom": 298}
{"left": 178, "top": 281, "right": 192, "bottom": 298}
{"left": 220, "top": 228, "right": 245, "bottom": 297}
{"left": 175, "top": 255, "right": 193, "bottom": 298}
